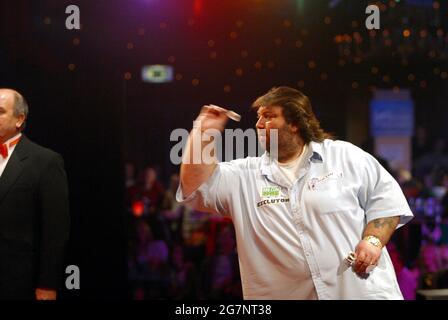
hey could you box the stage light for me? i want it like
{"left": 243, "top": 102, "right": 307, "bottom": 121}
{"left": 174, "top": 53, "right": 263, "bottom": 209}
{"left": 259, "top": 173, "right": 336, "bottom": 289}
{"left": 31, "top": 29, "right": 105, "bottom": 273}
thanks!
{"left": 132, "top": 201, "right": 144, "bottom": 218}
{"left": 296, "top": 0, "right": 305, "bottom": 12}
{"left": 194, "top": 0, "right": 203, "bottom": 16}
{"left": 141, "top": 65, "right": 174, "bottom": 83}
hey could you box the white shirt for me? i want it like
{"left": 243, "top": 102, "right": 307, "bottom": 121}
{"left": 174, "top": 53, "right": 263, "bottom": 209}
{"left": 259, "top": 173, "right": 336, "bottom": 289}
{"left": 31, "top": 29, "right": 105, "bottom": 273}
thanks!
{"left": 177, "top": 139, "right": 414, "bottom": 300}
{"left": 276, "top": 143, "right": 308, "bottom": 186}
{"left": 0, "top": 133, "right": 22, "bottom": 177}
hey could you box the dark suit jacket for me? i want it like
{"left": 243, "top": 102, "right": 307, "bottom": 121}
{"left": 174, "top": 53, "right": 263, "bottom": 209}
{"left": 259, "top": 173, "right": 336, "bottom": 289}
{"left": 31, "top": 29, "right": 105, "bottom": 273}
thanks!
{"left": 0, "top": 135, "right": 70, "bottom": 299}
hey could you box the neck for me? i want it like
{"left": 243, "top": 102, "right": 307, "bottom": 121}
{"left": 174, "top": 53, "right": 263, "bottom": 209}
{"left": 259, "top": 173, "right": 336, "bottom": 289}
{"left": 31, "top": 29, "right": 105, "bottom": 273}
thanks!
{"left": 278, "top": 143, "right": 304, "bottom": 163}
{"left": 145, "top": 181, "right": 154, "bottom": 189}
{"left": 0, "top": 132, "right": 20, "bottom": 145}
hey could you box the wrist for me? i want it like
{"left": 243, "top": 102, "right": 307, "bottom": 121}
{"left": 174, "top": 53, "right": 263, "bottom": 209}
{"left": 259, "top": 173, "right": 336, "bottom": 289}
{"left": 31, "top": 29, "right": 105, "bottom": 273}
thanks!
{"left": 363, "top": 235, "right": 383, "bottom": 249}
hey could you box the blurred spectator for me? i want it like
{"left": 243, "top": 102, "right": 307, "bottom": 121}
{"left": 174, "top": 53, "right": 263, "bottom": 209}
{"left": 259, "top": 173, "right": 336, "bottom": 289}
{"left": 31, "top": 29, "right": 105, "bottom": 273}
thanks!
{"left": 414, "top": 138, "right": 448, "bottom": 180}
{"left": 398, "top": 262, "right": 420, "bottom": 300}
{"left": 127, "top": 166, "right": 165, "bottom": 214}
{"left": 401, "top": 178, "right": 422, "bottom": 200}
{"left": 199, "top": 225, "right": 242, "bottom": 299}
{"left": 161, "top": 173, "right": 188, "bottom": 242}
{"left": 129, "top": 220, "right": 171, "bottom": 299}
{"left": 361, "top": 138, "right": 396, "bottom": 177}
{"left": 440, "top": 245, "right": 448, "bottom": 270}
{"left": 125, "top": 162, "right": 139, "bottom": 209}
{"left": 182, "top": 210, "right": 209, "bottom": 249}
{"left": 387, "top": 242, "right": 404, "bottom": 276}
{"left": 389, "top": 238, "right": 420, "bottom": 300}
{"left": 412, "top": 125, "right": 431, "bottom": 161}
{"left": 167, "top": 243, "right": 198, "bottom": 299}
{"left": 125, "top": 162, "right": 136, "bottom": 188}
{"left": 140, "top": 166, "right": 165, "bottom": 213}
{"left": 419, "top": 242, "right": 441, "bottom": 274}
{"left": 441, "top": 171, "right": 448, "bottom": 219}
{"left": 162, "top": 173, "right": 182, "bottom": 212}
{"left": 417, "top": 240, "right": 448, "bottom": 290}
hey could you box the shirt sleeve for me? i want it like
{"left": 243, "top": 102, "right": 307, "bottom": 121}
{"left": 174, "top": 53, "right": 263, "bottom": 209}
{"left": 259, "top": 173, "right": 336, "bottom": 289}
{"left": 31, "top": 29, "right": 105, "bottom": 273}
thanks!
{"left": 357, "top": 151, "right": 414, "bottom": 228}
{"left": 176, "top": 162, "right": 239, "bottom": 216}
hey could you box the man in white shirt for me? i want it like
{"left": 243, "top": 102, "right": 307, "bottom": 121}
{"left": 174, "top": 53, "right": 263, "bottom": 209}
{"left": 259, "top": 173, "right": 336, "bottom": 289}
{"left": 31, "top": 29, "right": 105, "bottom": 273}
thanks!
{"left": 177, "top": 86, "right": 413, "bottom": 299}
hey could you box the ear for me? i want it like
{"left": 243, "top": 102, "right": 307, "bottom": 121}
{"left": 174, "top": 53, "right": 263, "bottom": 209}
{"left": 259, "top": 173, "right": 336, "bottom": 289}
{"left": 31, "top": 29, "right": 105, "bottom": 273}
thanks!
{"left": 15, "top": 114, "right": 25, "bottom": 129}
{"left": 289, "top": 124, "right": 299, "bottom": 133}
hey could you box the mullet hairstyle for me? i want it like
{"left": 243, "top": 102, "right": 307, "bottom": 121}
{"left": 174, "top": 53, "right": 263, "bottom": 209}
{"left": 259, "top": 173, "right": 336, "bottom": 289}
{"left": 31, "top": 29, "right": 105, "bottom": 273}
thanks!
{"left": 252, "top": 86, "right": 333, "bottom": 143}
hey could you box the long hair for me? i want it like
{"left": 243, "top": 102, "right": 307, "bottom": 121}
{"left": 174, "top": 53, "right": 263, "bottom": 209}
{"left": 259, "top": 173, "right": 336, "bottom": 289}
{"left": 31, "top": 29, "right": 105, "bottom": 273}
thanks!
{"left": 252, "top": 86, "right": 333, "bottom": 143}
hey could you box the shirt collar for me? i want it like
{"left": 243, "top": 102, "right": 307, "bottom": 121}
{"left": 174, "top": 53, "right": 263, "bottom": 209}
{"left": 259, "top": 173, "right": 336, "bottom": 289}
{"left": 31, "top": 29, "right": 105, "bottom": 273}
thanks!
{"left": 2, "top": 133, "right": 22, "bottom": 150}
{"left": 308, "top": 141, "right": 324, "bottom": 163}
{"left": 261, "top": 141, "right": 324, "bottom": 175}
{"left": 259, "top": 142, "right": 323, "bottom": 189}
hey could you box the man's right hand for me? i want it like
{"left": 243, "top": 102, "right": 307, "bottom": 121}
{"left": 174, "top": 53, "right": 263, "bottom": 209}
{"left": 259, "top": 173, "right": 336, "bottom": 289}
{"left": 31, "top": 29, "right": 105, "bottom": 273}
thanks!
{"left": 195, "top": 105, "right": 230, "bottom": 133}
{"left": 180, "top": 105, "right": 232, "bottom": 200}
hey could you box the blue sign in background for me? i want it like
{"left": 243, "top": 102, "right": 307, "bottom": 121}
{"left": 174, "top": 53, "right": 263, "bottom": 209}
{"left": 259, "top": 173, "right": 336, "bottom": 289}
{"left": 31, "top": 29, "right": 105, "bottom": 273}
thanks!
{"left": 370, "top": 100, "right": 414, "bottom": 137}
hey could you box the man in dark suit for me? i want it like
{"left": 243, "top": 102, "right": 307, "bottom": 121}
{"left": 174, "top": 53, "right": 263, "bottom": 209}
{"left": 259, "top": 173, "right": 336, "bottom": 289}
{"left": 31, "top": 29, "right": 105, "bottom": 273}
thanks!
{"left": 0, "top": 88, "right": 70, "bottom": 300}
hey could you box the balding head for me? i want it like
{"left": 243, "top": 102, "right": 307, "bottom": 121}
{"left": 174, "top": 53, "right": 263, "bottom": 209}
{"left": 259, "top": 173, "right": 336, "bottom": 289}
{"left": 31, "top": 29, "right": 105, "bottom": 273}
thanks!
{"left": 1, "top": 89, "right": 28, "bottom": 122}
{"left": 0, "top": 88, "right": 28, "bottom": 143}
{"left": 0, "top": 88, "right": 15, "bottom": 106}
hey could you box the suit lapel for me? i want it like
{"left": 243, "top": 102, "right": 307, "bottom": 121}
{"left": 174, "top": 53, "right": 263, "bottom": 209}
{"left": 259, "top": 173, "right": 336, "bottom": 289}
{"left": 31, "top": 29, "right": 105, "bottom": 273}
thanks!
{"left": 0, "top": 136, "right": 29, "bottom": 204}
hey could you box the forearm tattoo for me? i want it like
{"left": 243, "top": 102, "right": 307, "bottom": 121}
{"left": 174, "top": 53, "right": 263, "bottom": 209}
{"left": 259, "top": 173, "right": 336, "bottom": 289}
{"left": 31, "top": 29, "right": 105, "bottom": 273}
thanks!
{"left": 364, "top": 216, "right": 400, "bottom": 245}
{"left": 373, "top": 217, "right": 399, "bottom": 230}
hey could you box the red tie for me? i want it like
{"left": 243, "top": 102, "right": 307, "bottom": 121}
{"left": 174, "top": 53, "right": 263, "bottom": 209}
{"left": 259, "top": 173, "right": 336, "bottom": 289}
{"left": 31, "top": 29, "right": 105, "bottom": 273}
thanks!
{"left": 0, "top": 144, "right": 7, "bottom": 159}
{"left": 0, "top": 136, "right": 21, "bottom": 159}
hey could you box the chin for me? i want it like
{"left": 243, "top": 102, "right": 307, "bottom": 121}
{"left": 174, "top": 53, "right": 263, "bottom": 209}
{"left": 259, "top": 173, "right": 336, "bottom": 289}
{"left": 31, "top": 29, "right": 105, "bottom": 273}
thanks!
{"left": 258, "top": 137, "right": 268, "bottom": 150}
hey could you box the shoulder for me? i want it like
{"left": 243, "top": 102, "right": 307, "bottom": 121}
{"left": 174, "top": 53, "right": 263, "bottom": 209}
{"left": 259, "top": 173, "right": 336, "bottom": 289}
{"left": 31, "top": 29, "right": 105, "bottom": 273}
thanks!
{"left": 320, "top": 139, "right": 372, "bottom": 159}
{"left": 314, "top": 139, "right": 379, "bottom": 170}
{"left": 321, "top": 139, "right": 364, "bottom": 152}
{"left": 20, "top": 136, "right": 64, "bottom": 165}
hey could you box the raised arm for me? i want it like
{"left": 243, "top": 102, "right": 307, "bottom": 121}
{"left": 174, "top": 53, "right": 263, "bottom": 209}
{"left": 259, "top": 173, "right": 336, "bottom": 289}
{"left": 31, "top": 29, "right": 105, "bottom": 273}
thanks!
{"left": 180, "top": 105, "right": 229, "bottom": 197}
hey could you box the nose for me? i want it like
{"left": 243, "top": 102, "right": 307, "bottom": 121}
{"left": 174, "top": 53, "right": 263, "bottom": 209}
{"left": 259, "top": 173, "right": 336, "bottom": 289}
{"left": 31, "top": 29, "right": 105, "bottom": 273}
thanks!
{"left": 256, "top": 116, "right": 265, "bottom": 129}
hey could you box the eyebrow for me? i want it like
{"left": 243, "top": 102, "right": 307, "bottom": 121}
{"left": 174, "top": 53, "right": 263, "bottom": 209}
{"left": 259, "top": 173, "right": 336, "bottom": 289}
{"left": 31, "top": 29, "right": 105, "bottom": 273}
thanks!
{"left": 257, "top": 109, "right": 273, "bottom": 116}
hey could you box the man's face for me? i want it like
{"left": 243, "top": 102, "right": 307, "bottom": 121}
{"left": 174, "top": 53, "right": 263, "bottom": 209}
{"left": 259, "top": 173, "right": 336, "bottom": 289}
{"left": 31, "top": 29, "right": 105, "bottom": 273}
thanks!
{"left": 255, "top": 105, "right": 298, "bottom": 153}
{"left": 0, "top": 89, "right": 23, "bottom": 143}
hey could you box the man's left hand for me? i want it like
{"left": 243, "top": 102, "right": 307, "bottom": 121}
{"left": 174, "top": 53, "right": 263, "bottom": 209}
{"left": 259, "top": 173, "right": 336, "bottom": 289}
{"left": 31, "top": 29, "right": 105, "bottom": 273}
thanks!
{"left": 353, "top": 240, "right": 382, "bottom": 274}
{"left": 35, "top": 288, "right": 57, "bottom": 300}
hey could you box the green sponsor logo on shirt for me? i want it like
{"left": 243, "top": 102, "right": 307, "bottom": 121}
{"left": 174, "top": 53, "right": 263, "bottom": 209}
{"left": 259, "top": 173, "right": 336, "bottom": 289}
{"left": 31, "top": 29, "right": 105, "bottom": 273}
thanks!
{"left": 261, "top": 186, "right": 280, "bottom": 198}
